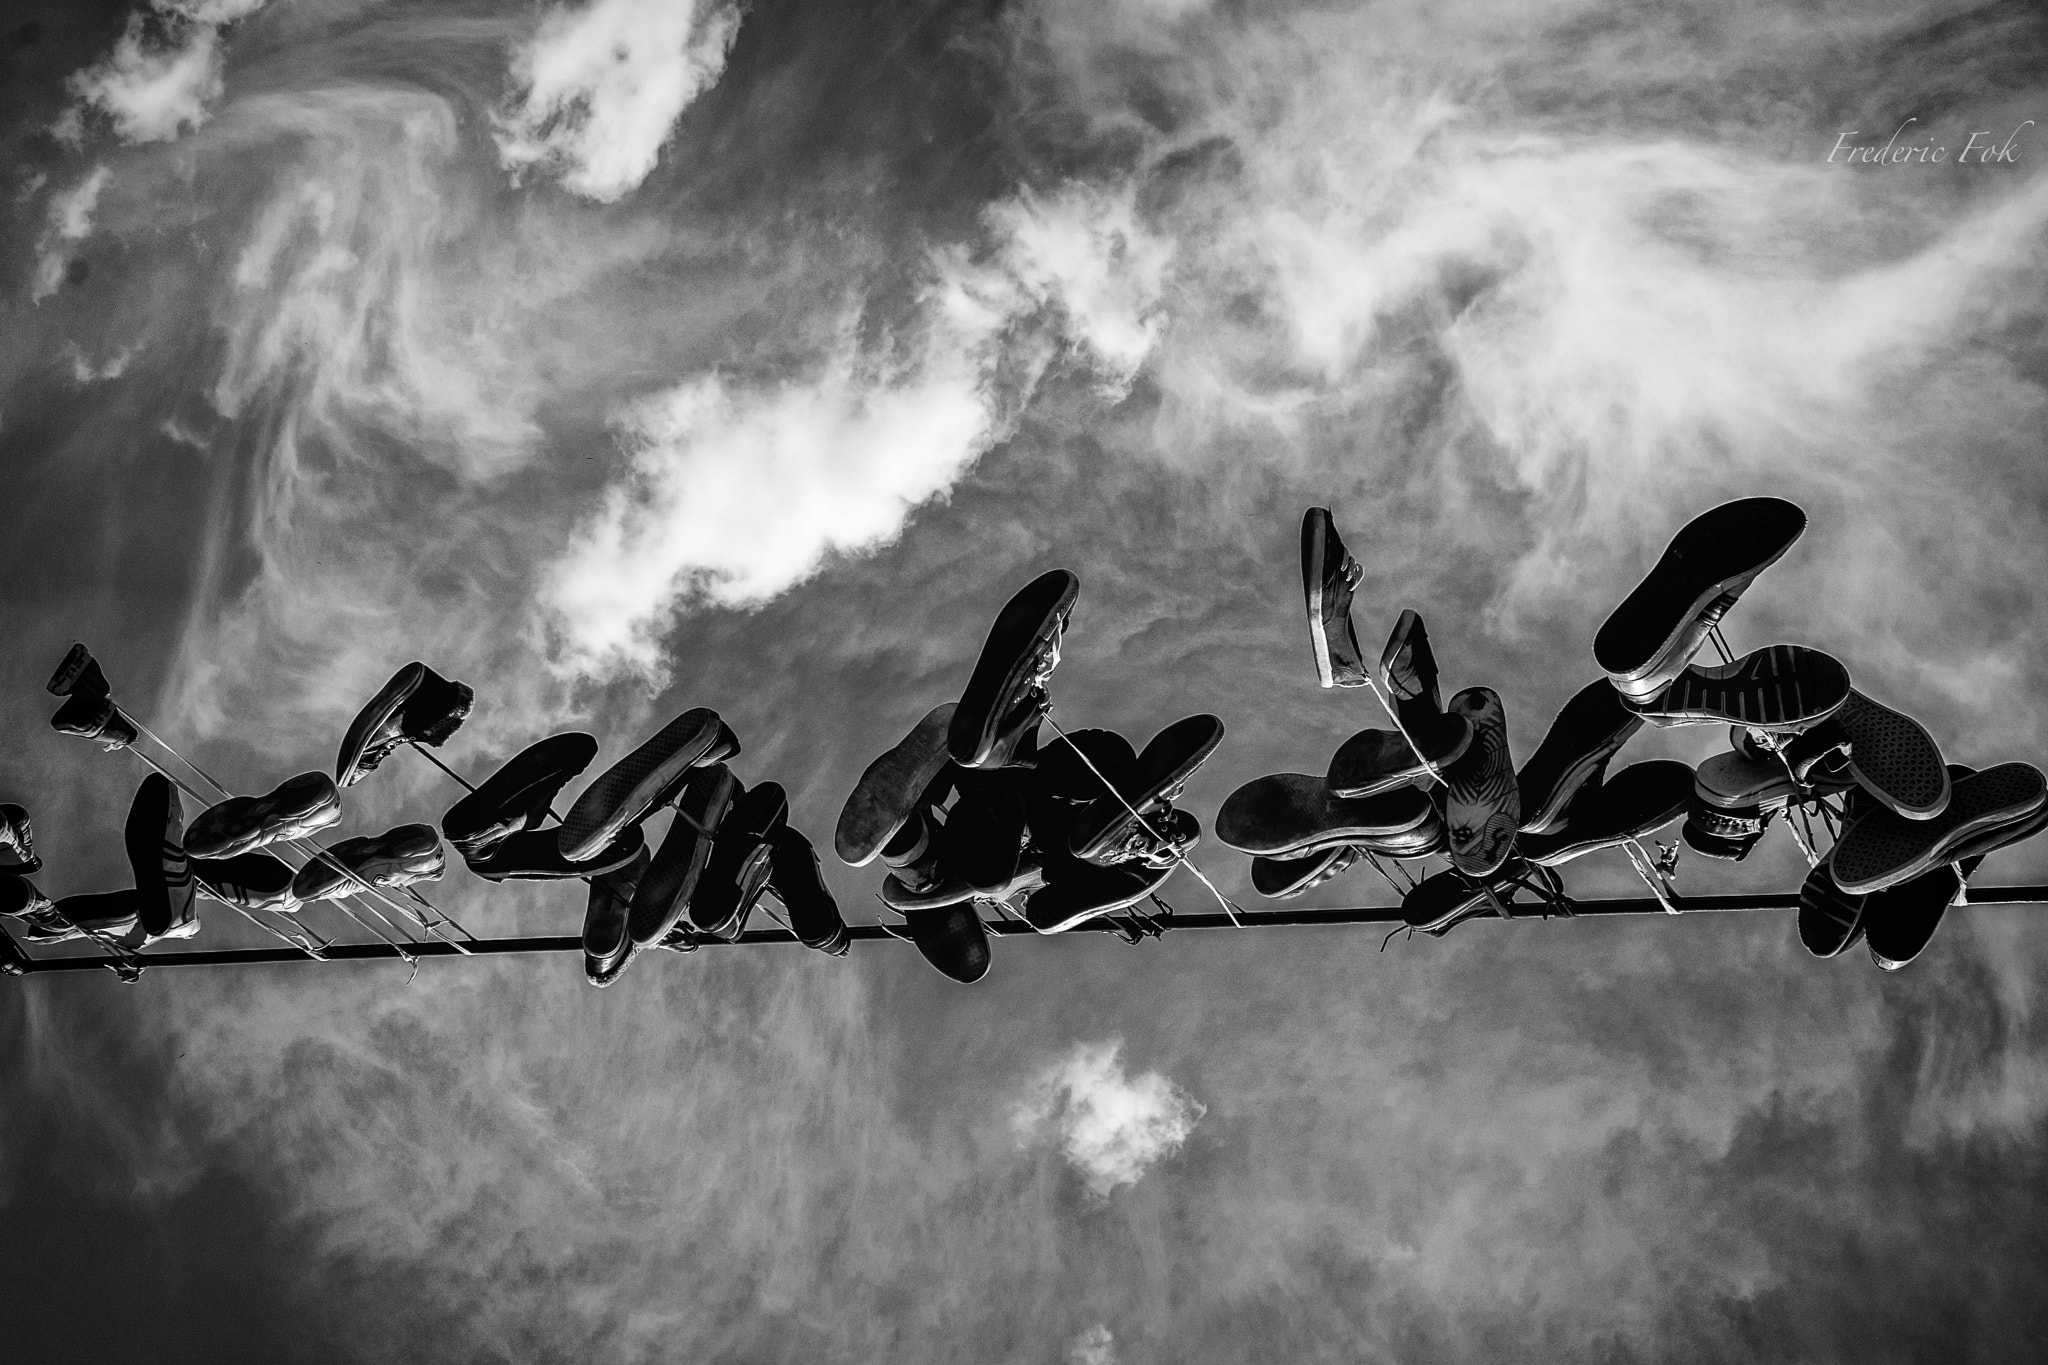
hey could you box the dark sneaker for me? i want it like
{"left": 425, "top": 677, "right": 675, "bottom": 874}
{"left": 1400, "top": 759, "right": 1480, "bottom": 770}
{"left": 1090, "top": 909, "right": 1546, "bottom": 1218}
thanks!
{"left": 1518, "top": 760, "right": 1691, "bottom": 866}
{"left": 1682, "top": 806, "right": 1769, "bottom": 862}
{"left": 767, "top": 828, "right": 849, "bottom": 954}
{"left": 1944, "top": 802, "right": 2048, "bottom": 865}
{"left": 334, "top": 663, "right": 474, "bottom": 787}
{"left": 1301, "top": 508, "right": 1369, "bottom": 688}
{"left": 1025, "top": 861, "right": 1174, "bottom": 933}
{"left": 1516, "top": 680, "right": 1644, "bottom": 835}
{"left": 1358, "top": 805, "right": 1449, "bottom": 860}
{"left": 949, "top": 569, "right": 1079, "bottom": 769}
{"left": 691, "top": 781, "right": 790, "bottom": 939}
{"left": 51, "top": 693, "right": 138, "bottom": 750}
{"left": 0, "top": 920, "right": 29, "bottom": 976}
{"left": 1032, "top": 728, "right": 1140, "bottom": 803}
{"left": 1252, "top": 845, "right": 1358, "bottom": 899}
{"left": 46, "top": 642, "right": 111, "bottom": 699}
{"left": 1069, "top": 715, "right": 1225, "bottom": 863}
{"left": 625, "top": 764, "right": 737, "bottom": 950}
{"left": 1864, "top": 857, "right": 1981, "bottom": 972}
{"left": 0, "top": 804, "right": 39, "bottom": 875}
{"left": 125, "top": 773, "right": 196, "bottom": 942}
{"left": 900, "top": 903, "right": 993, "bottom": 983}
{"left": 1442, "top": 687, "right": 1518, "bottom": 878}
{"left": 1593, "top": 496, "right": 1807, "bottom": 703}
{"left": 52, "top": 890, "right": 143, "bottom": 940}
{"left": 558, "top": 709, "right": 732, "bottom": 863}
{"left": 192, "top": 852, "right": 300, "bottom": 914}
{"left": 186, "top": 772, "right": 343, "bottom": 860}
{"left": 291, "top": 825, "right": 445, "bottom": 902}
{"left": 939, "top": 775, "right": 1028, "bottom": 893}
{"left": 583, "top": 845, "right": 650, "bottom": 986}
{"left": 1, "top": 874, "right": 55, "bottom": 921}
{"left": 1326, "top": 718, "right": 1472, "bottom": 799}
{"left": 1216, "top": 773, "right": 1435, "bottom": 857}
{"left": 1693, "top": 748, "right": 1850, "bottom": 813}
{"left": 883, "top": 860, "right": 1046, "bottom": 912}
{"left": 1829, "top": 763, "right": 2046, "bottom": 895}
{"left": 1829, "top": 689, "right": 1949, "bottom": 821}
{"left": 1378, "top": 609, "right": 1441, "bottom": 714}
{"left": 1401, "top": 858, "right": 1548, "bottom": 932}
{"left": 1627, "top": 644, "right": 1850, "bottom": 731}
{"left": 465, "top": 825, "right": 645, "bottom": 883}
{"left": 1795, "top": 861, "right": 1867, "bottom": 959}
{"left": 835, "top": 704, "right": 958, "bottom": 866}
{"left": 441, "top": 732, "right": 599, "bottom": 859}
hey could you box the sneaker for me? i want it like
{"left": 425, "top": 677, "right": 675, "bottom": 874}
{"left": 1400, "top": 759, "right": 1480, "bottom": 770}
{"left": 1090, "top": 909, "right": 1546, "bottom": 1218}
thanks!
{"left": 1518, "top": 760, "right": 1691, "bottom": 866}
{"left": 1358, "top": 805, "right": 1449, "bottom": 860}
{"left": 192, "top": 852, "right": 300, "bottom": 914}
{"left": 1593, "top": 496, "right": 1807, "bottom": 703}
{"left": 0, "top": 921, "right": 29, "bottom": 976}
{"left": 125, "top": 773, "right": 196, "bottom": 943}
{"left": 1944, "top": 802, "right": 2048, "bottom": 865}
{"left": 1828, "top": 689, "right": 1950, "bottom": 821}
{"left": 1, "top": 874, "right": 55, "bottom": 921}
{"left": 1442, "top": 687, "right": 1518, "bottom": 879}
{"left": 949, "top": 569, "right": 1079, "bottom": 769}
{"left": 1863, "top": 857, "right": 1980, "bottom": 972}
{"left": 186, "top": 772, "right": 343, "bottom": 860}
{"left": 46, "top": 642, "right": 111, "bottom": 699}
{"left": 625, "top": 764, "right": 737, "bottom": 950}
{"left": 1024, "top": 860, "right": 1174, "bottom": 933}
{"left": 441, "top": 732, "right": 599, "bottom": 859}
{"left": 1325, "top": 719, "right": 1472, "bottom": 799}
{"left": 558, "top": 709, "right": 733, "bottom": 863}
{"left": 1795, "top": 857, "right": 1865, "bottom": 959}
{"left": 1401, "top": 859, "right": 1543, "bottom": 932}
{"left": 883, "top": 860, "right": 1047, "bottom": 912}
{"left": 1516, "top": 680, "right": 1645, "bottom": 835}
{"left": 583, "top": 845, "right": 651, "bottom": 986}
{"left": 835, "top": 704, "right": 958, "bottom": 866}
{"left": 290, "top": 824, "right": 445, "bottom": 902}
{"left": 50, "top": 693, "right": 138, "bottom": 750}
{"left": 464, "top": 825, "right": 646, "bottom": 883}
{"left": 1215, "top": 773, "right": 1435, "bottom": 857}
{"left": 938, "top": 775, "right": 1029, "bottom": 893}
{"left": 0, "top": 804, "right": 38, "bottom": 875}
{"left": 334, "top": 663, "right": 474, "bottom": 788}
{"left": 51, "top": 890, "right": 142, "bottom": 940}
{"left": 767, "top": 828, "right": 849, "bottom": 955}
{"left": 900, "top": 903, "right": 993, "bottom": 983}
{"left": 690, "top": 781, "right": 790, "bottom": 939}
{"left": 1251, "top": 845, "right": 1358, "bottom": 899}
{"left": 1378, "top": 609, "right": 1441, "bottom": 715}
{"left": 1069, "top": 715, "right": 1225, "bottom": 864}
{"left": 1032, "top": 728, "right": 1139, "bottom": 803}
{"left": 1681, "top": 806, "right": 1770, "bottom": 862}
{"left": 1627, "top": 644, "right": 1850, "bottom": 731}
{"left": 1828, "top": 763, "right": 2046, "bottom": 895}
{"left": 1301, "top": 508, "right": 1369, "bottom": 688}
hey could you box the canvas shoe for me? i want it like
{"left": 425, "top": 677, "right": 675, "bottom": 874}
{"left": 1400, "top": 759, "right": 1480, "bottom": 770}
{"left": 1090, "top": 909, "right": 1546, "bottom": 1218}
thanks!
{"left": 1828, "top": 763, "right": 2046, "bottom": 896}
{"left": 1325, "top": 720, "right": 1471, "bottom": 799}
{"left": 192, "top": 852, "right": 300, "bottom": 914}
{"left": 1301, "top": 508, "right": 1370, "bottom": 688}
{"left": 1863, "top": 857, "right": 1982, "bottom": 972}
{"left": 1516, "top": 680, "right": 1645, "bottom": 835}
{"left": 186, "top": 772, "right": 343, "bottom": 860}
{"left": 1216, "top": 773, "right": 1435, "bottom": 857}
{"left": 291, "top": 825, "right": 445, "bottom": 902}
{"left": 441, "top": 732, "right": 599, "bottom": 859}
{"left": 1593, "top": 496, "right": 1807, "bottom": 703}
{"left": 583, "top": 845, "right": 651, "bottom": 986}
{"left": 1069, "top": 715, "right": 1224, "bottom": 864}
{"left": 46, "top": 642, "right": 111, "bottom": 700}
{"left": 1518, "top": 760, "right": 1691, "bottom": 866}
{"left": 1943, "top": 800, "right": 2048, "bottom": 866}
{"left": 465, "top": 825, "right": 645, "bottom": 883}
{"left": 334, "top": 663, "right": 474, "bottom": 788}
{"left": 625, "top": 764, "right": 737, "bottom": 950}
{"left": 1251, "top": 845, "right": 1359, "bottom": 899}
{"left": 1377, "top": 609, "right": 1444, "bottom": 719}
{"left": 0, "top": 804, "right": 38, "bottom": 875}
{"left": 900, "top": 903, "right": 994, "bottom": 983}
{"left": 1795, "top": 860, "right": 1867, "bottom": 959}
{"left": 949, "top": 570, "right": 1078, "bottom": 770}
{"left": 767, "top": 828, "right": 849, "bottom": 955}
{"left": 836, "top": 704, "right": 958, "bottom": 866}
{"left": 1441, "top": 687, "right": 1518, "bottom": 878}
{"left": 1627, "top": 644, "right": 1850, "bottom": 731}
{"left": 125, "top": 773, "right": 197, "bottom": 942}
{"left": 558, "top": 709, "right": 735, "bottom": 863}
{"left": 690, "top": 781, "right": 790, "bottom": 940}
{"left": 50, "top": 693, "right": 138, "bottom": 750}
{"left": 1025, "top": 860, "right": 1174, "bottom": 934}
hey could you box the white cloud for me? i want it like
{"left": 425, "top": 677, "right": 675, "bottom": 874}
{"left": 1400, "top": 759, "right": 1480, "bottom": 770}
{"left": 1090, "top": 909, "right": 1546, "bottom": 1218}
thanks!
{"left": 1067, "top": 1324, "right": 1119, "bottom": 1365}
{"left": 1011, "top": 1039, "right": 1204, "bottom": 1195}
{"left": 494, "top": 0, "right": 741, "bottom": 202}
{"left": 65, "top": 342, "right": 138, "bottom": 383}
{"left": 31, "top": 165, "right": 112, "bottom": 302}
{"left": 991, "top": 183, "right": 1172, "bottom": 395}
{"left": 68, "top": 16, "right": 225, "bottom": 144}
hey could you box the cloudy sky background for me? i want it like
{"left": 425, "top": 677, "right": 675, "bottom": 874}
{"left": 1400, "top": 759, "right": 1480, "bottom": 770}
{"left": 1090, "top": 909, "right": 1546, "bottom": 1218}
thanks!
{"left": 3, "top": 0, "right": 2048, "bottom": 1358}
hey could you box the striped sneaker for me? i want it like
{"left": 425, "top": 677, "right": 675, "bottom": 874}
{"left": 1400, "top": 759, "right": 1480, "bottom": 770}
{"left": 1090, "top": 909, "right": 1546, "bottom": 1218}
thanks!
{"left": 192, "top": 852, "right": 300, "bottom": 914}
{"left": 1795, "top": 861, "right": 1866, "bottom": 959}
{"left": 1627, "top": 644, "right": 1850, "bottom": 731}
{"left": 1442, "top": 687, "right": 1518, "bottom": 878}
{"left": 125, "top": 774, "right": 197, "bottom": 943}
{"left": 1302, "top": 508, "right": 1370, "bottom": 689}
{"left": 1828, "top": 763, "right": 2046, "bottom": 895}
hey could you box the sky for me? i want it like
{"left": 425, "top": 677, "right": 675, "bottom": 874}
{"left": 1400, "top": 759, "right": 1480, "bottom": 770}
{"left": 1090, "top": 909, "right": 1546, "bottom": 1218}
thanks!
{"left": 3, "top": 0, "right": 2048, "bottom": 1360}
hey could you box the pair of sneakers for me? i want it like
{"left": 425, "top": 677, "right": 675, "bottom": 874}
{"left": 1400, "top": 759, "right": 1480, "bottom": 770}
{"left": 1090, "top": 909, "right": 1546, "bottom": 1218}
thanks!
{"left": 47, "top": 643, "right": 138, "bottom": 751}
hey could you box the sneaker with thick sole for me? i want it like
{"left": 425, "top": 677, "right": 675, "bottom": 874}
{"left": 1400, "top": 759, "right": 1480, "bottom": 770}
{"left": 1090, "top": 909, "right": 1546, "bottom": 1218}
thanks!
{"left": 1025, "top": 860, "right": 1174, "bottom": 933}
{"left": 1863, "top": 857, "right": 1982, "bottom": 972}
{"left": 1302, "top": 508, "right": 1369, "bottom": 688}
{"left": 1326, "top": 718, "right": 1472, "bottom": 799}
{"left": 126, "top": 773, "right": 196, "bottom": 942}
{"left": 52, "top": 890, "right": 142, "bottom": 940}
{"left": 625, "top": 765, "right": 737, "bottom": 949}
{"left": 0, "top": 804, "right": 38, "bottom": 875}
{"left": 1593, "top": 496, "right": 1807, "bottom": 703}
{"left": 186, "top": 772, "right": 343, "bottom": 860}
{"left": 465, "top": 825, "right": 645, "bottom": 883}
{"left": 836, "top": 704, "right": 958, "bottom": 866}
{"left": 583, "top": 845, "right": 650, "bottom": 986}
{"left": 1, "top": 874, "right": 55, "bottom": 921}
{"left": 441, "top": 733, "right": 599, "bottom": 859}
{"left": 47, "top": 642, "right": 111, "bottom": 699}
{"left": 949, "top": 570, "right": 1078, "bottom": 769}
{"left": 291, "top": 825, "right": 445, "bottom": 902}
{"left": 1442, "top": 687, "right": 1518, "bottom": 878}
{"left": 1516, "top": 680, "right": 1645, "bottom": 835}
{"left": 1252, "top": 845, "right": 1358, "bottom": 899}
{"left": 1628, "top": 644, "right": 1850, "bottom": 731}
{"left": 1828, "top": 689, "right": 1949, "bottom": 821}
{"left": 1069, "top": 715, "right": 1225, "bottom": 863}
{"left": 559, "top": 709, "right": 732, "bottom": 863}
{"left": 1216, "top": 774, "right": 1435, "bottom": 857}
{"left": 1682, "top": 808, "right": 1769, "bottom": 862}
{"left": 1796, "top": 860, "right": 1867, "bottom": 959}
{"left": 1401, "top": 859, "right": 1552, "bottom": 932}
{"left": 334, "top": 663, "right": 474, "bottom": 787}
{"left": 0, "top": 920, "right": 29, "bottom": 976}
{"left": 192, "top": 852, "right": 300, "bottom": 914}
{"left": 900, "top": 903, "right": 994, "bottom": 983}
{"left": 767, "top": 828, "right": 849, "bottom": 954}
{"left": 51, "top": 693, "right": 138, "bottom": 750}
{"left": 1518, "top": 760, "right": 1691, "bottom": 866}
{"left": 1283, "top": 804, "right": 1450, "bottom": 861}
{"left": 1944, "top": 801, "right": 2048, "bottom": 866}
{"left": 1829, "top": 763, "right": 2046, "bottom": 895}
{"left": 691, "top": 781, "right": 790, "bottom": 939}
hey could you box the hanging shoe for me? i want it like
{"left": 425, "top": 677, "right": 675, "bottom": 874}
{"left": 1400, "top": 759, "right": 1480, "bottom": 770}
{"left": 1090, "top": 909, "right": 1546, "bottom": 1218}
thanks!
{"left": 192, "top": 852, "right": 300, "bottom": 914}
{"left": 1216, "top": 774, "right": 1435, "bottom": 857}
{"left": 1627, "top": 644, "right": 1850, "bottom": 731}
{"left": 1593, "top": 496, "right": 1807, "bottom": 703}
{"left": 464, "top": 825, "right": 645, "bottom": 883}
{"left": 186, "top": 772, "right": 343, "bottom": 860}
{"left": 1682, "top": 807, "right": 1770, "bottom": 862}
{"left": 50, "top": 693, "right": 138, "bottom": 750}
{"left": 1401, "top": 859, "right": 1541, "bottom": 932}
{"left": 1863, "top": 857, "right": 1981, "bottom": 972}
{"left": 1251, "top": 845, "right": 1359, "bottom": 899}
{"left": 1795, "top": 861, "right": 1867, "bottom": 959}
{"left": 50, "top": 890, "right": 142, "bottom": 941}
{"left": 767, "top": 828, "right": 849, "bottom": 955}
{"left": 623, "top": 764, "right": 737, "bottom": 951}
{"left": 939, "top": 774, "right": 1029, "bottom": 893}
{"left": 1, "top": 873, "right": 55, "bottom": 921}
{"left": 1516, "top": 680, "right": 1644, "bottom": 835}
{"left": 1826, "top": 690, "right": 1950, "bottom": 821}
{"left": 1326, "top": 719, "right": 1471, "bottom": 799}
{"left": 583, "top": 845, "right": 651, "bottom": 986}
{"left": 333, "top": 663, "right": 474, "bottom": 787}
{"left": 1378, "top": 608, "right": 1443, "bottom": 714}
{"left": 291, "top": 824, "right": 445, "bottom": 902}
{"left": 1301, "top": 508, "right": 1370, "bottom": 688}
{"left": 882, "top": 860, "right": 1047, "bottom": 913}
{"left": 0, "top": 921, "right": 29, "bottom": 976}
{"left": 126, "top": 773, "right": 197, "bottom": 943}
{"left": 835, "top": 704, "right": 958, "bottom": 866}
{"left": 46, "top": 642, "right": 111, "bottom": 700}
{"left": 1069, "top": 715, "right": 1225, "bottom": 864}
{"left": 949, "top": 569, "right": 1079, "bottom": 769}
{"left": 691, "top": 781, "right": 790, "bottom": 940}
{"left": 558, "top": 709, "right": 735, "bottom": 863}
{"left": 1032, "top": 727, "right": 1140, "bottom": 802}
{"left": 1442, "top": 687, "right": 1518, "bottom": 878}
{"left": 900, "top": 902, "right": 993, "bottom": 983}
{"left": 1025, "top": 861, "right": 1174, "bottom": 934}
{"left": 0, "top": 804, "right": 39, "bottom": 875}
{"left": 441, "top": 732, "right": 599, "bottom": 860}
{"left": 1829, "top": 763, "right": 2046, "bottom": 896}
{"left": 1518, "top": 760, "right": 1691, "bottom": 866}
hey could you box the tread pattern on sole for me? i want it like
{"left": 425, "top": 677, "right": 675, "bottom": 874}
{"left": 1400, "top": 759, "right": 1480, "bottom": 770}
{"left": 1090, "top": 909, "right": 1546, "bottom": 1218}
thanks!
{"left": 1645, "top": 645, "right": 1850, "bottom": 729}
{"left": 1835, "top": 690, "right": 1949, "bottom": 819}
{"left": 1829, "top": 763, "right": 2046, "bottom": 895}
{"left": 1215, "top": 774, "right": 1435, "bottom": 856}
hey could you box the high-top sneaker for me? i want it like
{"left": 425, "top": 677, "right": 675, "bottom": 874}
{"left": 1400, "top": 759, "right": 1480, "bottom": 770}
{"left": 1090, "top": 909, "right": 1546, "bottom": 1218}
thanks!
{"left": 1301, "top": 508, "right": 1369, "bottom": 688}
{"left": 334, "top": 663, "right": 475, "bottom": 787}
{"left": 1442, "top": 687, "right": 1518, "bottom": 878}
{"left": 50, "top": 693, "right": 139, "bottom": 750}
{"left": 949, "top": 570, "right": 1078, "bottom": 769}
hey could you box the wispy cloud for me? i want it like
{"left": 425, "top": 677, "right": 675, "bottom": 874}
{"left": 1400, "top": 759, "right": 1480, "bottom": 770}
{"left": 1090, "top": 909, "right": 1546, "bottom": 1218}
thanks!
{"left": 1068, "top": 1323, "right": 1119, "bottom": 1365}
{"left": 30, "top": 165, "right": 111, "bottom": 301}
{"left": 1012, "top": 1039, "right": 1204, "bottom": 1195}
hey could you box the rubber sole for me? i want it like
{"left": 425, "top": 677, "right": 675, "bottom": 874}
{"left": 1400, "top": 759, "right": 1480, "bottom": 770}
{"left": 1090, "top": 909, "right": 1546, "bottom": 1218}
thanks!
{"left": 291, "top": 824, "right": 444, "bottom": 902}
{"left": 1327, "top": 715, "right": 1472, "bottom": 799}
{"left": 465, "top": 825, "right": 646, "bottom": 882}
{"left": 1864, "top": 858, "right": 1979, "bottom": 971}
{"left": 1833, "top": 690, "right": 1949, "bottom": 820}
{"left": 581, "top": 846, "right": 649, "bottom": 984}
{"left": 1251, "top": 846, "right": 1355, "bottom": 899}
{"left": 767, "top": 828, "right": 848, "bottom": 953}
{"left": 1829, "top": 762, "right": 2046, "bottom": 895}
{"left": 1215, "top": 774, "right": 1435, "bottom": 857}
{"left": 559, "top": 708, "right": 724, "bottom": 863}
{"left": 901, "top": 903, "right": 992, "bottom": 983}
{"left": 1302, "top": 508, "right": 1366, "bottom": 689}
{"left": 1631, "top": 644, "right": 1849, "bottom": 731}
{"left": 1796, "top": 860, "right": 1866, "bottom": 959}
{"left": 1518, "top": 760, "right": 1691, "bottom": 866}
{"left": 949, "top": 570, "right": 1078, "bottom": 768}
{"left": 835, "top": 704, "right": 957, "bottom": 866}
{"left": 625, "top": 764, "right": 735, "bottom": 948}
{"left": 1025, "top": 862, "right": 1173, "bottom": 933}
{"left": 1516, "top": 679, "right": 1644, "bottom": 835}
{"left": 334, "top": 663, "right": 425, "bottom": 787}
{"left": 442, "top": 733, "right": 599, "bottom": 855}
{"left": 125, "top": 773, "right": 191, "bottom": 940}
{"left": 187, "top": 771, "right": 343, "bottom": 860}
{"left": 1443, "top": 688, "right": 1518, "bottom": 878}
{"left": 1070, "top": 714, "right": 1225, "bottom": 862}
{"left": 192, "top": 852, "right": 300, "bottom": 914}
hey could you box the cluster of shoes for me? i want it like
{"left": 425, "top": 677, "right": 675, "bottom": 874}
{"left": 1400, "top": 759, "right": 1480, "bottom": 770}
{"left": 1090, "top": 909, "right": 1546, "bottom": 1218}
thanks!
{"left": 831, "top": 570, "right": 1222, "bottom": 984}
{"left": 1216, "top": 498, "right": 2046, "bottom": 966}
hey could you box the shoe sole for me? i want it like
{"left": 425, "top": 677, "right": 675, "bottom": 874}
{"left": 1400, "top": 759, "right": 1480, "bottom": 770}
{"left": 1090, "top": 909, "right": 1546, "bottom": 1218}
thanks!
{"left": 949, "top": 571, "right": 1078, "bottom": 769}
{"left": 1829, "top": 762, "right": 2046, "bottom": 895}
{"left": 192, "top": 852, "right": 300, "bottom": 914}
{"left": 335, "top": 664, "right": 425, "bottom": 787}
{"left": 625, "top": 765, "right": 736, "bottom": 948}
{"left": 560, "top": 709, "right": 724, "bottom": 863}
{"left": 443, "top": 733, "right": 600, "bottom": 853}
{"left": 1025, "top": 863, "right": 1172, "bottom": 933}
{"left": 1833, "top": 690, "right": 1949, "bottom": 820}
{"left": 1069, "top": 715, "right": 1225, "bottom": 862}
{"left": 187, "top": 772, "right": 343, "bottom": 860}
{"left": 1944, "top": 802, "right": 2048, "bottom": 865}
{"left": 836, "top": 704, "right": 957, "bottom": 866}
{"left": 767, "top": 828, "right": 848, "bottom": 953}
{"left": 1327, "top": 716, "right": 1472, "bottom": 799}
{"left": 1443, "top": 689, "right": 1518, "bottom": 878}
{"left": 902, "top": 903, "right": 992, "bottom": 983}
{"left": 1593, "top": 497, "right": 1806, "bottom": 689}
{"left": 125, "top": 774, "right": 190, "bottom": 941}
{"left": 1864, "top": 857, "right": 1982, "bottom": 971}
{"left": 1251, "top": 846, "right": 1353, "bottom": 899}
{"left": 466, "top": 825, "right": 646, "bottom": 882}
{"left": 689, "top": 781, "right": 789, "bottom": 937}
{"left": 1516, "top": 680, "right": 1644, "bottom": 835}
{"left": 291, "top": 825, "right": 444, "bottom": 902}
{"left": 1796, "top": 859, "right": 1867, "bottom": 959}
{"left": 1632, "top": 644, "right": 1849, "bottom": 731}
{"left": 1518, "top": 760, "right": 1691, "bottom": 866}
{"left": 1303, "top": 509, "right": 1342, "bottom": 689}
{"left": 1216, "top": 774, "right": 1435, "bottom": 857}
